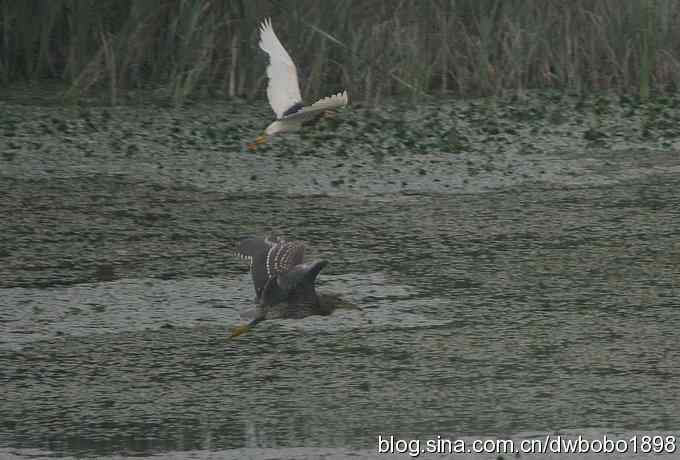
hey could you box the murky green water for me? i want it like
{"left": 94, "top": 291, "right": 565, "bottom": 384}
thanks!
{"left": 2, "top": 96, "right": 680, "bottom": 459}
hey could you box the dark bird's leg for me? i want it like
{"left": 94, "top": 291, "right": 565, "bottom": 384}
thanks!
{"left": 228, "top": 317, "right": 264, "bottom": 339}
{"left": 228, "top": 305, "right": 266, "bottom": 340}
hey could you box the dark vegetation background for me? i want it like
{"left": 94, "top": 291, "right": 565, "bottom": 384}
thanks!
{"left": 0, "top": 0, "right": 677, "bottom": 105}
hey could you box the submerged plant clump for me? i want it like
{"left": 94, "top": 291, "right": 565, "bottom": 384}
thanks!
{"left": 2, "top": 90, "right": 680, "bottom": 196}
{"left": 5, "top": 90, "right": 679, "bottom": 154}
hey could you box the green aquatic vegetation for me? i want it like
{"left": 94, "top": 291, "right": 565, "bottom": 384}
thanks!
{"left": 2, "top": 89, "right": 680, "bottom": 187}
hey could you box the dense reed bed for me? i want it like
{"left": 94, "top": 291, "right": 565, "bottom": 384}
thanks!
{"left": 1, "top": 0, "right": 678, "bottom": 104}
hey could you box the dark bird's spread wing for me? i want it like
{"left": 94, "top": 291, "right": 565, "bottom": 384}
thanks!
{"left": 236, "top": 236, "right": 309, "bottom": 304}
{"left": 235, "top": 236, "right": 273, "bottom": 301}
{"left": 265, "top": 238, "right": 305, "bottom": 278}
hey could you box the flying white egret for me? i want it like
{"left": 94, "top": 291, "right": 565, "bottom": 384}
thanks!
{"left": 248, "top": 18, "right": 348, "bottom": 149}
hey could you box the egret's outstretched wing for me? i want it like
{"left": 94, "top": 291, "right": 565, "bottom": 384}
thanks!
{"left": 259, "top": 18, "right": 302, "bottom": 119}
{"left": 283, "top": 91, "right": 349, "bottom": 121}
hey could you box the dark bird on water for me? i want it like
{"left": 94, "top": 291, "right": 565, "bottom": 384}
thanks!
{"left": 229, "top": 236, "right": 344, "bottom": 339}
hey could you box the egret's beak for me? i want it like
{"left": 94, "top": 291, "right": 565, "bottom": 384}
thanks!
{"left": 247, "top": 134, "right": 267, "bottom": 151}
{"left": 227, "top": 318, "right": 262, "bottom": 340}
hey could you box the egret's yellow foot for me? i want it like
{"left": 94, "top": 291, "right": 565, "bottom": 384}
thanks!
{"left": 247, "top": 135, "right": 267, "bottom": 151}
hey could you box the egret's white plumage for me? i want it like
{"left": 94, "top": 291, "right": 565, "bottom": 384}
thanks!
{"left": 250, "top": 18, "right": 348, "bottom": 145}
{"left": 258, "top": 18, "right": 302, "bottom": 119}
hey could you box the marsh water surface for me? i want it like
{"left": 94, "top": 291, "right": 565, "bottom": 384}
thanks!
{"left": 1, "top": 96, "right": 680, "bottom": 459}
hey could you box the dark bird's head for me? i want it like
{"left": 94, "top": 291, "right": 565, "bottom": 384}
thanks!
{"left": 276, "top": 259, "right": 328, "bottom": 293}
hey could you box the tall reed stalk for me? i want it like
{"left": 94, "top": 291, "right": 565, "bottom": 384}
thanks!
{"left": 639, "top": 0, "right": 656, "bottom": 101}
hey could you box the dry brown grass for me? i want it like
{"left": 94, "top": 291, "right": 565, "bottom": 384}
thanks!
{"left": 1, "top": 0, "right": 679, "bottom": 104}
